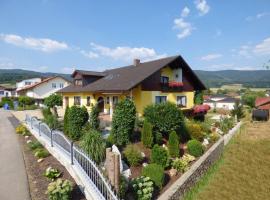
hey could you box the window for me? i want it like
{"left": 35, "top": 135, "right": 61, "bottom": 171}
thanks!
{"left": 160, "top": 76, "right": 169, "bottom": 84}
{"left": 106, "top": 97, "right": 110, "bottom": 104}
{"left": 25, "top": 81, "right": 31, "bottom": 85}
{"left": 74, "top": 96, "right": 81, "bottom": 106}
{"left": 0, "top": 91, "right": 4, "bottom": 95}
{"left": 75, "top": 79, "right": 83, "bottom": 86}
{"left": 59, "top": 83, "right": 64, "bottom": 88}
{"left": 52, "top": 83, "right": 57, "bottom": 88}
{"left": 177, "top": 96, "right": 187, "bottom": 107}
{"left": 86, "top": 96, "right": 91, "bottom": 106}
{"left": 155, "top": 96, "right": 167, "bottom": 104}
{"left": 113, "top": 96, "right": 118, "bottom": 105}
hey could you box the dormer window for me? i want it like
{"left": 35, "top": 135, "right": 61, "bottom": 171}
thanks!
{"left": 75, "top": 79, "right": 83, "bottom": 86}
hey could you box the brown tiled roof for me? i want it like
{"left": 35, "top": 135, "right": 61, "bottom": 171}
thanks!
{"left": 59, "top": 55, "right": 206, "bottom": 93}
{"left": 71, "top": 70, "right": 106, "bottom": 77}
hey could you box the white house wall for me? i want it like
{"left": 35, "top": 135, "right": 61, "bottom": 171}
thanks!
{"left": 16, "top": 78, "right": 42, "bottom": 90}
{"left": 31, "top": 77, "right": 70, "bottom": 99}
{"left": 215, "top": 102, "right": 235, "bottom": 110}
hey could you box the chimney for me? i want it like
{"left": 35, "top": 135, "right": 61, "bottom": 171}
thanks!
{"left": 133, "top": 59, "right": 140, "bottom": 66}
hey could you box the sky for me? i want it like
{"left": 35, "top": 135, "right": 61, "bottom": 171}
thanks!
{"left": 0, "top": 0, "right": 270, "bottom": 74}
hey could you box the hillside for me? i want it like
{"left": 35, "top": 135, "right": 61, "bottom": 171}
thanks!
{"left": 0, "top": 69, "right": 71, "bottom": 85}
{"left": 1, "top": 69, "right": 270, "bottom": 88}
{"left": 194, "top": 70, "right": 270, "bottom": 88}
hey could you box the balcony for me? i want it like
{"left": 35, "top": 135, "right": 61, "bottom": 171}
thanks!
{"left": 168, "top": 81, "right": 184, "bottom": 88}
{"left": 160, "top": 81, "right": 184, "bottom": 91}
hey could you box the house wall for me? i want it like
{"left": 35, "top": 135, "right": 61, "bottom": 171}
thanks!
{"left": 216, "top": 102, "right": 235, "bottom": 110}
{"left": 26, "top": 77, "right": 70, "bottom": 99}
{"left": 16, "top": 78, "right": 42, "bottom": 90}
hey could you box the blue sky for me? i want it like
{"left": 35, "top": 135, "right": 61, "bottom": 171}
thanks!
{"left": 0, "top": 0, "right": 269, "bottom": 73}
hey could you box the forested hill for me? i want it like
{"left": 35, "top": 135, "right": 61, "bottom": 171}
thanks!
{"left": 1, "top": 69, "right": 270, "bottom": 88}
{"left": 0, "top": 69, "right": 71, "bottom": 85}
{"left": 194, "top": 70, "right": 270, "bottom": 88}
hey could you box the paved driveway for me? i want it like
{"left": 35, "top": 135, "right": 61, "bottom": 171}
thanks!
{"left": 0, "top": 110, "right": 31, "bottom": 200}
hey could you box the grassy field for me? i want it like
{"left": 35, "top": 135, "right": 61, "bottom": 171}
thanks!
{"left": 184, "top": 120, "right": 270, "bottom": 200}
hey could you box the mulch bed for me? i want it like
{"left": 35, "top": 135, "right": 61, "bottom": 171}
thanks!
{"left": 10, "top": 116, "right": 86, "bottom": 200}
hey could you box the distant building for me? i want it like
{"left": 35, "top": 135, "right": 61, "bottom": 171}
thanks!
{"left": 16, "top": 78, "right": 42, "bottom": 92}
{"left": 0, "top": 86, "right": 15, "bottom": 99}
{"left": 16, "top": 76, "right": 70, "bottom": 105}
{"left": 204, "top": 94, "right": 238, "bottom": 110}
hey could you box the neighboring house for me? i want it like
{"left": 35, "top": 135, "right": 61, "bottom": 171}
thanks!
{"left": 17, "top": 76, "right": 70, "bottom": 104}
{"left": 265, "top": 90, "right": 270, "bottom": 97}
{"left": 204, "top": 95, "right": 238, "bottom": 110}
{"left": 0, "top": 86, "right": 15, "bottom": 99}
{"left": 16, "top": 78, "right": 42, "bottom": 93}
{"left": 58, "top": 55, "right": 206, "bottom": 118}
{"left": 255, "top": 97, "right": 270, "bottom": 110}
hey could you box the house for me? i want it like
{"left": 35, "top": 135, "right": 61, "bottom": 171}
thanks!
{"left": 204, "top": 94, "right": 238, "bottom": 110}
{"left": 0, "top": 86, "right": 15, "bottom": 99}
{"left": 58, "top": 55, "right": 206, "bottom": 118}
{"left": 17, "top": 76, "right": 71, "bottom": 105}
{"left": 16, "top": 78, "right": 42, "bottom": 94}
{"left": 255, "top": 97, "right": 270, "bottom": 110}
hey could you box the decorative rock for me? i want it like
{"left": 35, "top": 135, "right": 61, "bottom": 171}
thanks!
{"left": 141, "top": 152, "right": 146, "bottom": 158}
{"left": 142, "top": 162, "right": 148, "bottom": 167}
{"left": 25, "top": 135, "right": 29, "bottom": 139}
{"left": 169, "top": 168, "right": 177, "bottom": 177}
{"left": 202, "top": 138, "right": 209, "bottom": 146}
{"left": 37, "top": 158, "right": 43, "bottom": 163}
{"left": 26, "top": 140, "right": 32, "bottom": 144}
{"left": 122, "top": 169, "right": 131, "bottom": 178}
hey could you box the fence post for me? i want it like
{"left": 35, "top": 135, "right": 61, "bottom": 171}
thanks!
{"left": 38, "top": 122, "right": 42, "bottom": 136}
{"left": 70, "top": 141, "right": 74, "bottom": 165}
{"left": 50, "top": 129, "right": 53, "bottom": 147}
{"left": 31, "top": 117, "right": 33, "bottom": 129}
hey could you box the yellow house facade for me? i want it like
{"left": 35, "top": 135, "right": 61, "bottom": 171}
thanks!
{"left": 59, "top": 56, "right": 206, "bottom": 118}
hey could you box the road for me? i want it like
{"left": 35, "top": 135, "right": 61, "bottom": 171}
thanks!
{"left": 0, "top": 110, "right": 31, "bottom": 200}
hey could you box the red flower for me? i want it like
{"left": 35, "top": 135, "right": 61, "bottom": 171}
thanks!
{"left": 168, "top": 81, "right": 184, "bottom": 87}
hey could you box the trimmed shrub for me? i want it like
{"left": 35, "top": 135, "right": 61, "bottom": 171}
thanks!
{"left": 27, "top": 141, "right": 43, "bottom": 151}
{"left": 44, "top": 167, "right": 61, "bottom": 181}
{"left": 45, "top": 114, "right": 61, "bottom": 130}
{"left": 209, "top": 132, "right": 220, "bottom": 143}
{"left": 111, "top": 99, "right": 136, "bottom": 146}
{"left": 63, "top": 106, "right": 70, "bottom": 135}
{"left": 220, "top": 117, "right": 235, "bottom": 134}
{"left": 168, "top": 131, "right": 179, "bottom": 158}
{"left": 68, "top": 106, "right": 89, "bottom": 140}
{"left": 186, "top": 122, "right": 204, "bottom": 142}
{"left": 18, "top": 96, "right": 35, "bottom": 107}
{"left": 123, "top": 144, "right": 143, "bottom": 166}
{"left": 151, "top": 144, "right": 168, "bottom": 167}
{"left": 46, "top": 179, "right": 73, "bottom": 200}
{"left": 34, "top": 148, "right": 50, "bottom": 158}
{"left": 143, "top": 102, "right": 185, "bottom": 135}
{"left": 141, "top": 120, "right": 153, "bottom": 148}
{"left": 16, "top": 124, "right": 29, "bottom": 135}
{"left": 142, "top": 164, "right": 164, "bottom": 189}
{"left": 172, "top": 158, "right": 189, "bottom": 173}
{"left": 42, "top": 108, "right": 52, "bottom": 119}
{"left": 187, "top": 139, "right": 204, "bottom": 157}
{"left": 132, "top": 176, "right": 154, "bottom": 200}
{"left": 154, "top": 131, "right": 163, "bottom": 145}
{"left": 89, "top": 104, "right": 100, "bottom": 130}
{"left": 80, "top": 129, "right": 105, "bottom": 164}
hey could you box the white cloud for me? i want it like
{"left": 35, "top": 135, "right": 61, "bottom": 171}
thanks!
{"left": 253, "top": 37, "right": 270, "bottom": 55}
{"left": 89, "top": 43, "right": 166, "bottom": 62}
{"left": 181, "top": 7, "right": 190, "bottom": 17}
{"left": 0, "top": 33, "right": 69, "bottom": 52}
{"left": 256, "top": 12, "right": 270, "bottom": 19}
{"left": 194, "top": 0, "right": 210, "bottom": 16}
{"left": 173, "top": 18, "right": 194, "bottom": 39}
{"left": 201, "top": 53, "right": 222, "bottom": 61}
{"left": 80, "top": 50, "right": 99, "bottom": 59}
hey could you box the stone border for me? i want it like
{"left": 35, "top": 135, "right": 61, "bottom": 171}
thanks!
{"left": 158, "top": 121, "right": 242, "bottom": 200}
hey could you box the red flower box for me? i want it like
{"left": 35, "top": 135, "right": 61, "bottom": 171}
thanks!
{"left": 168, "top": 81, "right": 184, "bottom": 87}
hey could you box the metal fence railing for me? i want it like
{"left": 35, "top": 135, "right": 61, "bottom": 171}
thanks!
{"left": 25, "top": 114, "right": 118, "bottom": 200}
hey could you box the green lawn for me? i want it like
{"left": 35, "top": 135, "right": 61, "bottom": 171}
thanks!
{"left": 184, "top": 122, "right": 270, "bottom": 200}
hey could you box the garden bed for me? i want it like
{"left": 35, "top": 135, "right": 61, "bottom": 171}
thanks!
{"left": 10, "top": 116, "right": 86, "bottom": 200}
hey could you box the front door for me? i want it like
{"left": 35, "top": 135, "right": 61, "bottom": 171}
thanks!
{"left": 97, "top": 97, "right": 104, "bottom": 113}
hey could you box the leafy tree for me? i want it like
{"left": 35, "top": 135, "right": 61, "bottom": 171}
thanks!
{"left": 80, "top": 129, "right": 105, "bottom": 164}
{"left": 141, "top": 120, "right": 153, "bottom": 148}
{"left": 89, "top": 104, "right": 100, "bottom": 130}
{"left": 194, "top": 90, "right": 203, "bottom": 105}
{"left": 44, "top": 94, "right": 63, "bottom": 117}
{"left": 68, "top": 106, "right": 89, "bottom": 140}
{"left": 144, "top": 102, "right": 185, "bottom": 135}
{"left": 231, "top": 100, "right": 245, "bottom": 121}
{"left": 242, "top": 91, "right": 265, "bottom": 108}
{"left": 111, "top": 99, "right": 136, "bottom": 146}
{"left": 168, "top": 131, "right": 179, "bottom": 158}
{"left": 63, "top": 106, "right": 70, "bottom": 135}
